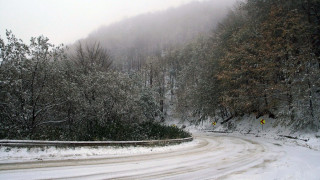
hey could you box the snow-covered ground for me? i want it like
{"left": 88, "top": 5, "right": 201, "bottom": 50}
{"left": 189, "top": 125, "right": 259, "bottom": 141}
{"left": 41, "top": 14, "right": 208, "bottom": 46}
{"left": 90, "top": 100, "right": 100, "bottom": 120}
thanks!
{"left": 211, "top": 132, "right": 320, "bottom": 180}
{"left": 0, "top": 140, "right": 199, "bottom": 163}
{"left": 0, "top": 131, "right": 319, "bottom": 179}
{"left": 176, "top": 114, "right": 320, "bottom": 151}
{"left": 1, "top": 109, "right": 320, "bottom": 179}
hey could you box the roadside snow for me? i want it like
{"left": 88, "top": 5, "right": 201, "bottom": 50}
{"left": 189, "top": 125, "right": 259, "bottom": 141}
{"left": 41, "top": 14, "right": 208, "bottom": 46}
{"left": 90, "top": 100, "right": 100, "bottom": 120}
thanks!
{"left": 1, "top": 111, "right": 320, "bottom": 180}
{"left": 0, "top": 140, "right": 199, "bottom": 163}
{"left": 212, "top": 132, "right": 320, "bottom": 180}
{"left": 180, "top": 114, "right": 320, "bottom": 151}
{"left": 1, "top": 133, "right": 319, "bottom": 179}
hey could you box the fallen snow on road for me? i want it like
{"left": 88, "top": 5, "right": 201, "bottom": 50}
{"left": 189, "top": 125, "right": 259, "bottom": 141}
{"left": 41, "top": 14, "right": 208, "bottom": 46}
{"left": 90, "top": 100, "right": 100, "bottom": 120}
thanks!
{"left": 215, "top": 132, "right": 320, "bottom": 180}
{"left": 183, "top": 114, "right": 320, "bottom": 151}
{"left": 0, "top": 132, "right": 319, "bottom": 179}
{"left": 0, "top": 140, "right": 199, "bottom": 163}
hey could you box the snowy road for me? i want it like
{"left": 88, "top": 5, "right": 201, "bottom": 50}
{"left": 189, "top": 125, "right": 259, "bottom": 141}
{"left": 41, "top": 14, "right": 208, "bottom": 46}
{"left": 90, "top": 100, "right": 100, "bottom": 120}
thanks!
{"left": 0, "top": 133, "right": 319, "bottom": 179}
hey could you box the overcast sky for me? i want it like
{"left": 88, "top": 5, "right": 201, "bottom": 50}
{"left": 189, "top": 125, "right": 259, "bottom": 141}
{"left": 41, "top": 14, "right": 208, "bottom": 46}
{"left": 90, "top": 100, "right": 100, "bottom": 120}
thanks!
{"left": 0, "top": 0, "right": 235, "bottom": 45}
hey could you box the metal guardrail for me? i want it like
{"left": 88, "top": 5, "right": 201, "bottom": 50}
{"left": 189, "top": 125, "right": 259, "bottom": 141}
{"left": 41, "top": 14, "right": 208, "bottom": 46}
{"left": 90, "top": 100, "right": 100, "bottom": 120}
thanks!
{"left": 202, "top": 130, "right": 233, "bottom": 133}
{"left": 0, "top": 137, "right": 193, "bottom": 147}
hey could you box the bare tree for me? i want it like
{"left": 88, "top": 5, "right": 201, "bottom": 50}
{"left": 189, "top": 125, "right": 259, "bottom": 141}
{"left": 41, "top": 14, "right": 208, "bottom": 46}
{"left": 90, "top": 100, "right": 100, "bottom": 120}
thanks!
{"left": 72, "top": 42, "right": 112, "bottom": 73}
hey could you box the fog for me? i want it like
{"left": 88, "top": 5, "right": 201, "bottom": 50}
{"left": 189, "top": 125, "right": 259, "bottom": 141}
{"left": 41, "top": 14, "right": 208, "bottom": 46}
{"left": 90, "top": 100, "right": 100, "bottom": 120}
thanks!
{"left": 0, "top": 0, "right": 236, "bottom": 45}
{"left": 74, "top": 0, "right": 237, "bottom": 69}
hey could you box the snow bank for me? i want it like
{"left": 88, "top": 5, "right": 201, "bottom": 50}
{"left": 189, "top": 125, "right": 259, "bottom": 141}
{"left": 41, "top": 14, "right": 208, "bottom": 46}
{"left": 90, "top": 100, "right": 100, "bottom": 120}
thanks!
{"left": 0, "top": 139, "right": 199, "bottom": 163}
{"left": 174, "top": 114, "right": 320, "bottom": 151}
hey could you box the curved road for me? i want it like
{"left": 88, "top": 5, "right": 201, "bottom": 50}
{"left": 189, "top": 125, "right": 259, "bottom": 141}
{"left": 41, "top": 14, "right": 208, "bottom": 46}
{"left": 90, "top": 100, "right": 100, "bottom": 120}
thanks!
{"left": 0, "top": 133, "right": 317, "bottom": 179}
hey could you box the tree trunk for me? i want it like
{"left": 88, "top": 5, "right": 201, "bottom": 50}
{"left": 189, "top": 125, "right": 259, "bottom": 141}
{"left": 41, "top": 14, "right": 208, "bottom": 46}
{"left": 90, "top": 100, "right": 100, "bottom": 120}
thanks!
{"left": 287, "top": 84, "right": 294, "bottom": 122}
{"left": 307, "top": 78, "right": 316, "bottom": 128}
{"left": 150, "top": 64, "right": 153, "bottom": 88}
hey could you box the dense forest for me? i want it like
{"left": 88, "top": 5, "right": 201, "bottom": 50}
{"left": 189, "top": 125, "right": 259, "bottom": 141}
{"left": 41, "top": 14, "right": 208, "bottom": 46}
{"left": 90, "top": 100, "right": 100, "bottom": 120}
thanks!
{"left": 0, "top": 33, "right": 190, "bottom": 140}
{"left": 172, "top": 0, "right": 320, "bottom": 130}
{"left": 1, "top": 0, "right": 320, "bottom": 140}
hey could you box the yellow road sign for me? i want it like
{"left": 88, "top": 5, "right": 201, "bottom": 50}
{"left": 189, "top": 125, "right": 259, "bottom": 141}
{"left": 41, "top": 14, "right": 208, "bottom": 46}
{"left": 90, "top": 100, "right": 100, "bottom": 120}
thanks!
{"left": 212, "top": 122, "right": 217, "bottom": 126}
{"left": 260, "top": 119, "right": 265, "bottom": 125}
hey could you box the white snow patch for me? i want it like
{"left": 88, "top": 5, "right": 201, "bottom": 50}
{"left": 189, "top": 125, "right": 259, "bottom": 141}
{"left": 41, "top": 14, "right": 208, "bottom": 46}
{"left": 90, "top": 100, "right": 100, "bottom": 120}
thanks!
{"left": 0, "top": 140, "right": 199, "bottom": 163}
{"left": 175, "top": 114, "right": 320, "bottom": 151}
{"left": 208, "top": 132, "right": 320, "bottom": 180}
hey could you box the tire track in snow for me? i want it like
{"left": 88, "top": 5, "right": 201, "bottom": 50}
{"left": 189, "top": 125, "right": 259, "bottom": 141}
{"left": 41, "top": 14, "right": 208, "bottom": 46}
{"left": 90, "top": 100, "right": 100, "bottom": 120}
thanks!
{"left": 0, "top": 135, "right": 277, "bottom": 180}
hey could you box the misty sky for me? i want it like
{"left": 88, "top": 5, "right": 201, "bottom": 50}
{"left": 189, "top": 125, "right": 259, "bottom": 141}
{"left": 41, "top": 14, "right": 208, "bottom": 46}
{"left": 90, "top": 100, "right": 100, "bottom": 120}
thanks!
{"left": 0, "top": 0, "right": 236, "bottom": 45}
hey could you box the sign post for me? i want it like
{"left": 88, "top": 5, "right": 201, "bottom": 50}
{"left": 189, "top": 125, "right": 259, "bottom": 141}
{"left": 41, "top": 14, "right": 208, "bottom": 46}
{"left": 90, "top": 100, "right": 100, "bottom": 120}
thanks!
{"left": 260, "top": 119, "right": 265, "bottom": 130}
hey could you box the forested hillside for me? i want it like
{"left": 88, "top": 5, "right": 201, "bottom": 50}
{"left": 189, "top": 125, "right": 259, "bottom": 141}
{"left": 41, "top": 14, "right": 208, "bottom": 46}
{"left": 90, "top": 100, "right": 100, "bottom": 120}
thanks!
{"left": 1, "top": 0, "right": 319, "bottom": 141}
{"left": 0, "top": 33, "right": 190, "bottom": 140}
{"left": 82, "top": 0, "right": 232, "bottom": 70}
{"left": 171, "top": 0, "right": 320, "bottom": 131}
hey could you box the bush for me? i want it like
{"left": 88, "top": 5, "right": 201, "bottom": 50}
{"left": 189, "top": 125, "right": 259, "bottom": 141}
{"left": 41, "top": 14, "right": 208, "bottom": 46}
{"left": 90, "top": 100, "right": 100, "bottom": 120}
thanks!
{"left": 33, "top": 120, "right": 190, "bottom": 141}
